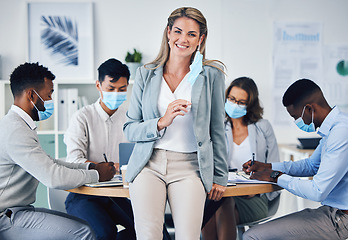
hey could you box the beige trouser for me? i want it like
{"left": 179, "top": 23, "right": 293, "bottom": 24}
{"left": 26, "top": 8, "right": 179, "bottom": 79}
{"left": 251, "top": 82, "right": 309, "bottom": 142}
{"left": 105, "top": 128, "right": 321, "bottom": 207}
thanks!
{"left": 129, "top": 149, "right": 206, "bottom": 240}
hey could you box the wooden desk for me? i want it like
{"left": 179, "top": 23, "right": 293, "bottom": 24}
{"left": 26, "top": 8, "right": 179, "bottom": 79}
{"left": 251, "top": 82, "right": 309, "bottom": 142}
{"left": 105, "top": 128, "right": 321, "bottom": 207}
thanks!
{"left": 68, "top": 183, "right": 282, "bottom": 239}
{"left": 68, "top": 183, "right": 282, "bottom": 198}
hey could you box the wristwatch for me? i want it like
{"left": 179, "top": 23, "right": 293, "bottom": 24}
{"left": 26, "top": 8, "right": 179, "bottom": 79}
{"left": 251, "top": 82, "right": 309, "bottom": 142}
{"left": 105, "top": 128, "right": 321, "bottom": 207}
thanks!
{"left": 270, "top": 171, "right": 281, "bottom": 181}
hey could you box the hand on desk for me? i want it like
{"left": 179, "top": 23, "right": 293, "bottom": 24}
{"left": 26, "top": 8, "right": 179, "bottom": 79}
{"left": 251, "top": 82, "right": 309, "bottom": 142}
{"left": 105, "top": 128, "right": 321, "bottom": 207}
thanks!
{"left": 208, "top": 183, "right": 226, "bottom": 201}
{"left": 249, "top": 168, "right": 276, "bottom": 182}
{"left": 95, "top": 162, "right": 116, "bottom": 182}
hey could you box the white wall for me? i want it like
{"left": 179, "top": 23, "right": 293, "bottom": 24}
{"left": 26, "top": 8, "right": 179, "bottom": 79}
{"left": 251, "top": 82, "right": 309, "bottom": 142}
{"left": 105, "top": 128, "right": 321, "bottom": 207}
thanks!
{"left": 1, "top": 0, "right": 348, "bottom": 143}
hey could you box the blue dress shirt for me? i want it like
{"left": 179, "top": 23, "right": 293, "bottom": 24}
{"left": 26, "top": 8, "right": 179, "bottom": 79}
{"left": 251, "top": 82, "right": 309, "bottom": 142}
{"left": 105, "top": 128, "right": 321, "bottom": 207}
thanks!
{"left": 273, "top": 107, "right": 348, "bottom": 210}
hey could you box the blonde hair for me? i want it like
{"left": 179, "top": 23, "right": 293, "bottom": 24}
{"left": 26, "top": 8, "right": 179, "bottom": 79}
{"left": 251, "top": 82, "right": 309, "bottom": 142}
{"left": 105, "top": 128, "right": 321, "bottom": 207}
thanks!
{"left": 145, "top": 7, "right": 225, "bottom": 73}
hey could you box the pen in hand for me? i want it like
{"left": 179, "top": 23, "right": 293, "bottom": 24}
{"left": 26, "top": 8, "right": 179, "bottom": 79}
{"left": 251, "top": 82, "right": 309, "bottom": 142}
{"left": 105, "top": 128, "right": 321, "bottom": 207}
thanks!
{"left": 251, "top": 153, "right": 255, "bottom": 166}
{"left": 250, "top": 153, "right": 255, "bottom": 175}
{"left": 103, "top": 153, "right": 108, "bottom": 163}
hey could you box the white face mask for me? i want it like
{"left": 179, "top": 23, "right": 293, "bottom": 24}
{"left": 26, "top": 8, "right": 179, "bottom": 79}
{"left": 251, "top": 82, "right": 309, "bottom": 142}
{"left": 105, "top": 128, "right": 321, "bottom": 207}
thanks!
{"left": 294, "top": 105, "right": 316, "bottom": 133}
{"left": 187, "top": 48, "right": 203, "bottom": 86}
{"left": 101, "top": 91, "right": 127, "bottom": 110}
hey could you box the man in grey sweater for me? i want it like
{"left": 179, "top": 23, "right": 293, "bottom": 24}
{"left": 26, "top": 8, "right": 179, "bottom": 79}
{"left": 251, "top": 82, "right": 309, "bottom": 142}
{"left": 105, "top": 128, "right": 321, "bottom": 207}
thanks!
{"left": 0, "top": 62, "right": 116, "bottom": 240}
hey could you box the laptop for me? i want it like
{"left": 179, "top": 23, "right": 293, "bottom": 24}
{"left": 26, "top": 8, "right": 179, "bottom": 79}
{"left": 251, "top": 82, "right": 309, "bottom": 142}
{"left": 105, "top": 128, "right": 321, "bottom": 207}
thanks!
{"left": 297, "top": 137, "right": 321, "bottom": 149}
{"left": 119, "top": 142, "right": 135, "bottom": 167}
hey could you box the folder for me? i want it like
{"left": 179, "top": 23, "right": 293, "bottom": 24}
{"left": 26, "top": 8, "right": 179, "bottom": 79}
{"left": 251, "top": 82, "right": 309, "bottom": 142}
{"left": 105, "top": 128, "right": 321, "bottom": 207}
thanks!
{"left": 67, "top": 88, "right": 78, "bottom": 123}
{"left": 58, "top": 88, "right": 68, "bottom": 131}
{"left": 58, "top": 88, "right": 79, "bottom": 131}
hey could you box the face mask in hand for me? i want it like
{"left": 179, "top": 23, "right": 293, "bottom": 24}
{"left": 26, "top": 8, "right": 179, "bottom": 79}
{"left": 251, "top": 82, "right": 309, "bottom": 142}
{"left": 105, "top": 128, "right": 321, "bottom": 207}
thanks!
{"left": 187, "top": 50, "right": 203, "bottom": 86}
{"left": 294, "top": 105, "right": 316, "bottom": 132}
{"left": 225, "top": 100, "right": 247, "bottom": 119}
{"left": 101, "top": 91, "right": 127, "bottom": 110}
{"left": 31, "top": 90, "right": 54, "bottom": 121}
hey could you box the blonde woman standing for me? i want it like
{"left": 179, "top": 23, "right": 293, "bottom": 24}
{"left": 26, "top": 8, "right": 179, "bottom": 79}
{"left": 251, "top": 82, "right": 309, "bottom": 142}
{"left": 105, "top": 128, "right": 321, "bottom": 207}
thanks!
{"left": 123, "top": 7, "right": 228, "bottom": 240}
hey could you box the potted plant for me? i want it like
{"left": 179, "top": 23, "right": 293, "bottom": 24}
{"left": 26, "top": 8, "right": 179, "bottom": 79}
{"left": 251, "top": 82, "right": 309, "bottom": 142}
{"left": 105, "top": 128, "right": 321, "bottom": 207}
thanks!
{"left": 125, "top": 48, "right": 142, "bottom": 79}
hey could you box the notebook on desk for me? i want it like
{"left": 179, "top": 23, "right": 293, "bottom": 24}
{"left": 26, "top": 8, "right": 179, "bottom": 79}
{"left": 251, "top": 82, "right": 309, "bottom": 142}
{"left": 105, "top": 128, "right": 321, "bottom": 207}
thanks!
{"left": 85, "top": 175, "right": 123, "bottom": 187}
{"left": 119, "top": 142, "right": 135, "bottom": 167}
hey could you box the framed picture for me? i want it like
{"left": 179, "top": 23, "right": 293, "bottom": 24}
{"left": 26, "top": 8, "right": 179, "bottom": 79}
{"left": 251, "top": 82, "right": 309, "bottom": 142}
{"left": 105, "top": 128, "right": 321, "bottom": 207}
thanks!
{"left": 28, "top": 2, "right": 94, "bottom": 80}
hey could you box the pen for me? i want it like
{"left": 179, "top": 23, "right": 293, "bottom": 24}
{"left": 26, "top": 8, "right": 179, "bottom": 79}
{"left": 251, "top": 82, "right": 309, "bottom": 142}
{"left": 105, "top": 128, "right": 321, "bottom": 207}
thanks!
{"left": 250, "top": 153, "right": 255, "bottom": 175}
{"left": 251, "top": 153, "right": 255, "bottom": 166}
{"left": 103, "top": 153, "right": 108, "bottom": 163}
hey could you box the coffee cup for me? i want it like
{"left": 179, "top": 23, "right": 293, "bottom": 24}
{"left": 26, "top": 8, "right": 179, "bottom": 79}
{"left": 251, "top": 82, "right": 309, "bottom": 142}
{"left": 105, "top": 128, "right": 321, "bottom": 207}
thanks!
{"left": 121, "top": 165, "right": 129, "bottom": 188}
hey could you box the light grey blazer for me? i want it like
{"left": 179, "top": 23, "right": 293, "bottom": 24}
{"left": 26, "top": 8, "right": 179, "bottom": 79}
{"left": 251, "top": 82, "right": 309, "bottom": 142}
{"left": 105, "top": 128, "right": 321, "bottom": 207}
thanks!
{"left": 225, "top": 119, "right": 280, "bottom": 165}
{"left": 225, "top": 118, "right": 280, "bottom": 200}
{"left": 123, "top": 64, "right": 228, "bottom": 192}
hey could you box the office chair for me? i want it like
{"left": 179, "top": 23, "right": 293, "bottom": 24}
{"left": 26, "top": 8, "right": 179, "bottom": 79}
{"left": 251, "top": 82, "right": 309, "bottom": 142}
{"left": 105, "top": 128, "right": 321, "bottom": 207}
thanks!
{"left": 236, "top": 194, "right": 281, "bottom": 240}
{"left": 47, "top": 187, "right": 69, "bottom": 213}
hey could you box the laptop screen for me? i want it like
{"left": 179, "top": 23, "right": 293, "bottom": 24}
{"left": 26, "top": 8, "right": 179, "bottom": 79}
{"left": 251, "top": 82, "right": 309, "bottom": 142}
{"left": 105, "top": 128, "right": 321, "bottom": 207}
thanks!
{"left": 119, "top": 142, "right": 135, "bottom": 167}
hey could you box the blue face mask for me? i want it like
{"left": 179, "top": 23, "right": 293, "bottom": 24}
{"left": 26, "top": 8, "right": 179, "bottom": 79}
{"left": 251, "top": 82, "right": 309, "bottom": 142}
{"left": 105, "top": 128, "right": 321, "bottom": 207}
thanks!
{"left": 294, "top": 105, "right": 316, "bottom": 132}
{"left": 31, "top": 90, "right": 54, "bottom": 121}
{"left": 187, "top": 49, "right": 203, "bottom": 86}
{"left": 101, "top": 91, "right": 127, "bottom": 110}
{"left": 225, "top": 100, "right": 247, "bottom": 119}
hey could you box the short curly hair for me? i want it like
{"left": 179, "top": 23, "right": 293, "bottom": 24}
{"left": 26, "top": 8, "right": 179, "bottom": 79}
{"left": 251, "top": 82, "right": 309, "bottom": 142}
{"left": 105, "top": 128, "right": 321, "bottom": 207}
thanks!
{"left": 10, "top": 62, "right": 55, "bottom": 97}
{"left": 282, "top": 79, "right": 321, "bottom": 107}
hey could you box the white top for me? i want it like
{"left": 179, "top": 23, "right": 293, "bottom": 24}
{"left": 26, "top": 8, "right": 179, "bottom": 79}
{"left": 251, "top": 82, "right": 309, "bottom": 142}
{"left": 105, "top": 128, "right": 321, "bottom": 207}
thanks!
{"left": 64, "top": 99, "right": 128, "bottom": 164}
{"left": 154, "top": 74, "right": 197, "bottom": 152}
{"left": 229, "top": 136, "right": 252, "bottom": 170}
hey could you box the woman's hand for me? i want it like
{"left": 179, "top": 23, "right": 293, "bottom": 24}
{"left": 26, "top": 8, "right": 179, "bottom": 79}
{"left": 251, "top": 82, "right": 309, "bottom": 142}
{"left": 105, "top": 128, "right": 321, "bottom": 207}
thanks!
{"left": 157, "top": 99, "right": 192, "bottom": 131}
{"left": 208, "top": 183, "right": 226, "bottom": 201}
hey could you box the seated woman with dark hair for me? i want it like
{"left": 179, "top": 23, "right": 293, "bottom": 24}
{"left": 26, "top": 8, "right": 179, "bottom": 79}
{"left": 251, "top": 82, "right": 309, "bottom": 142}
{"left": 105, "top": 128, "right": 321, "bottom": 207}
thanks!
{"left": 202, "top": 77, "right": 280, "bottom": 240}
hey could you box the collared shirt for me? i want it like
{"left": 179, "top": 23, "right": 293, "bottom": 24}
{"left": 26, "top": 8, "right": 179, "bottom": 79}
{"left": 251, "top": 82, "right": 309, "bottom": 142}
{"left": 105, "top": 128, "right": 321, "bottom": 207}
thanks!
{"left": 273, "top": 107, "right": 348, "bottom": 209}
{"left": 64, "top": 99, "right": 128, "bottom": 164}
{"left": 10, "top": 105, "right": 37, "bottom": 130}
{"left": 154, "top": 74, "right": 197, "bottom": 152}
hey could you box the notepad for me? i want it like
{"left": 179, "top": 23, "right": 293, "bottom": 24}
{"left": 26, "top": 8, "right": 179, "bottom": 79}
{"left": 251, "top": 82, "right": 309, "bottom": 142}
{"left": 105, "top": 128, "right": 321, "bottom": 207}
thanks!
{"left": 85, "top": 175, "right": 123, "bottom": 187}
{"left": 228, "top": 171, "right": 275, "bottom": 184}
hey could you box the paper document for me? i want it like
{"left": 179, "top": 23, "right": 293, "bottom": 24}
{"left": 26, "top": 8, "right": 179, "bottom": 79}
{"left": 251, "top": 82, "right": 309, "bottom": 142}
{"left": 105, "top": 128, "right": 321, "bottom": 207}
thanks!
{"left": 85, "top": 175, "right": 123, "bottom": 187}
{"left": 228, "top": 172, "right": 276, "bottom": 184}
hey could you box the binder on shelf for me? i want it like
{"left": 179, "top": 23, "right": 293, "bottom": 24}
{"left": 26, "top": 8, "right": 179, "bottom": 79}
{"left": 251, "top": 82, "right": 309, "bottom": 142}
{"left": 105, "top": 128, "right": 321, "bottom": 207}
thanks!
{"left": 58, "top": 88, "right": 68, "bottom": 131}
{"left": 58, "top": 88, "right": 79, "bottom": 131}
{"left": 67, "top": 88, "right": 78, "bottom": 124}
{"left": 77, "top": 96, "right": 89, "bottom": 109}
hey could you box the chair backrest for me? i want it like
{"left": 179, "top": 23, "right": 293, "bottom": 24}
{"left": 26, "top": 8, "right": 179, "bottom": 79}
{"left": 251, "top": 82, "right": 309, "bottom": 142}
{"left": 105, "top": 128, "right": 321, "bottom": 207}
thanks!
{"left": 47, "top": 188, "right": 69, "bottom": 213}
{"left": 267, "top": 194, "right": 281, "bottom": 216}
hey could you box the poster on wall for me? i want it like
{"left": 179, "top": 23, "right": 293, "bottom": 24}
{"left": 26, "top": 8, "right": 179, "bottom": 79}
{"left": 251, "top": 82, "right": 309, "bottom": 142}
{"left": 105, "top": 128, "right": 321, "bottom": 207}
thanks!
{"left": 323, "top": 45, "right": 348, "bottom": 113}
{"left": 28, "top": 2, "right": 94, "bottom": 80}
{"left": 272, "top": 22, "right": 323, "bottom": 126}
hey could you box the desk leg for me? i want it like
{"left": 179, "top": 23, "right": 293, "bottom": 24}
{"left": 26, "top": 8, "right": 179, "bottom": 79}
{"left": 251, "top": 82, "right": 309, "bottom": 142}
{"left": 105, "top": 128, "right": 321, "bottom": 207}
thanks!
{"left": 201, "top": 198, "right": 226, "bottom": 229}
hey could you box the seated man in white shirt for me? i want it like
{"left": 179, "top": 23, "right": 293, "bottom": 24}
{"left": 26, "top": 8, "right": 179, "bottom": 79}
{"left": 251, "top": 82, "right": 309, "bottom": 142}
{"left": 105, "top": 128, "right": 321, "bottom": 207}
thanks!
{"left": 0, "top": 62, "right": 116, "bottom": 240}
{"left": 64, "top": 58, "right": 135, "bottom": 240}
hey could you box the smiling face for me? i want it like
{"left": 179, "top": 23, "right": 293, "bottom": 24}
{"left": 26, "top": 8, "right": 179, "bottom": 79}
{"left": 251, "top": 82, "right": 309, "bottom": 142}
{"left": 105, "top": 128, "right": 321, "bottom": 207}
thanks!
{"left": 167, "top": 17, "right": 204, "bottom": 59}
